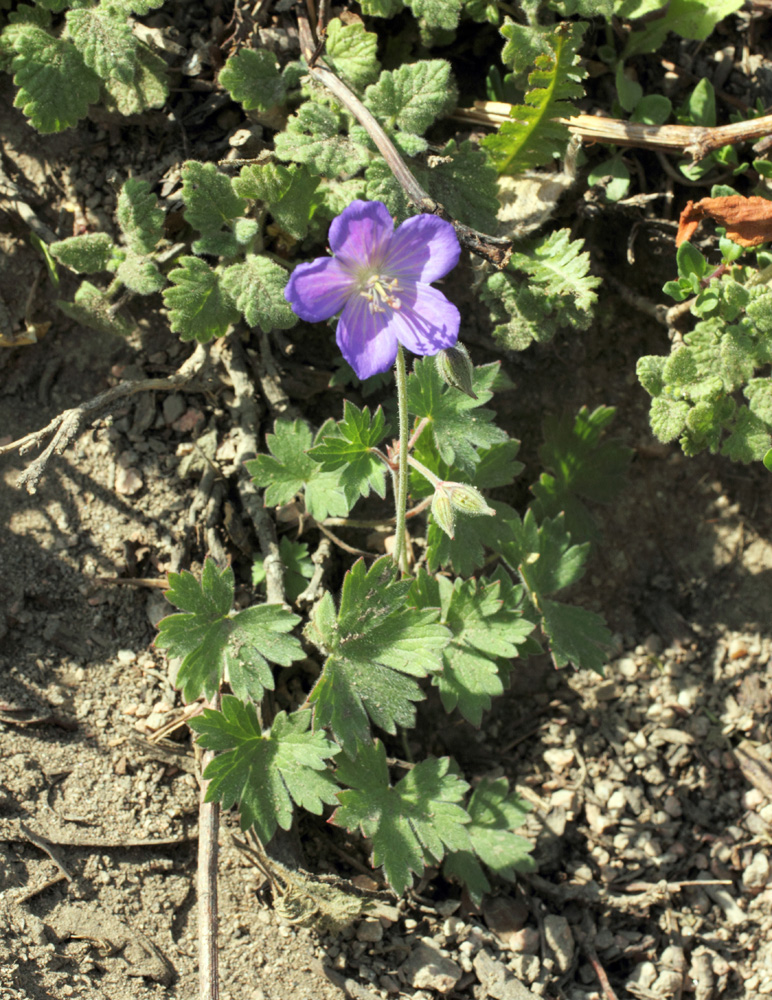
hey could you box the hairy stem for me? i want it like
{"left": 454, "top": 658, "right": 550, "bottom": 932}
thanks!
{"left": 393, "top": 345, "right": 410, "bottom": 573}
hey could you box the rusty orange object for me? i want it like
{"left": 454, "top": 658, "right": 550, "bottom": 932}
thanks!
{"left": 676, "top": 195, "right": 772, "bottom": 248}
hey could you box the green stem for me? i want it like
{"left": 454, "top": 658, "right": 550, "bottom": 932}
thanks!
{"left": 393, "top": 345, "right": 409, "bottom": 574}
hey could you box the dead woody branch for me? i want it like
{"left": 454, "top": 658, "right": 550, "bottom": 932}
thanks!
{"left": 454, "top": 101, "right": 772, "bottom": 163}
{"left": 295, "top": 9, "right": 513, "bottom": 269}
{"left": 1, "top": 343, "right": 210, "bottom": 494}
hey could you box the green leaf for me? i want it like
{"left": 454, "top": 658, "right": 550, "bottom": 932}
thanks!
{"left": 181, "top": 160, "right": 248, "bottom": 255}
{"left": 481, "top": 22, "right": 586, "bottom": 174}
{"left": 540, "top": 597, "right": 611, "bottom": 672}
{"left": 630, "top": 93, "right": 672, "bottom": 125}
{"left": 444, "top": 778, "right": 534, "bottom": 904}
{"left": 116, "top": 177, "right": 164, "bottom": 255}
{"left": 615, "top": 62, "right": 642, "bottom": 113}
{"left": 500, "top": 20, "right": 553, "bottom": 76}
{"left": 155, "top": 558, "right": 304, "bottom": 703}
{"left": 358, "top": 0, "right": 403, "bottom": 13}
{"left": 274, "top": 101, "right": 370, "bottom": 178}
{"left": 686, "top": 77, "right": 715, "bottom": 127}
{"left": 624, "top": 0, "right": 744, "bottom": 57}
{"left": 163, "top": 256, "right": 240, "bottom": 343}
{"left": 246, "top": 419, "right": 350, "bottom": 521}
{"left": 365, "top": 139, "right": 500, "bottom": 232}
{"left": 426, "top": 499, "right": 518, "bottom": 576}
{"left": 410, "top": 571, "right": 534, "bottom": 725}
{"left": 191, "top": 702, "right": 339, "bottom": 843}
{"left": 325, "top": 18, "right": 380, "bottom": 91}
{"left": 57, "top": 280, "right": 133, "bottom": 337}
{"left": 7, "top": 4, "right": 53, "bottom": 27}
{"left": 66, "top": 5, "right": 138, "bottom": 84}
{"left": 365, "top": 60, "right": 457, "bottom": 136}
{"left": 530, "top": 406, "right": 632, "bottom": 542}
{"left": 233, "top": 162, "right": 319, "bottom": 240}
{"left": 406, "top": 0, "right": 463, "bottom": 28}
{"left": 481, "top": 230, "right": 600, "bottom": 350}
{"left": 649, "top": 395, "right": 690, "bottom": 442}
{"left": 106, "top": 0, "right": 166, "bottom": 13}
{"left": 219, "top": 47, "right": 286, "bottom": 111}
{"left": 100, "top": 42, "right": 168, "bottom": 116}
{"left": 305, "top": 557, "right": 449, "bottom": 754}
{"left": 587, "top": 154, "right": 631, "bottom": 202}
{"left": 722, "top": 406, "right": 772, "bottom": 462}
{"left": 220, "top": 254, "right": 297, "bottom": 333}
{"left": 308, "top": 402, "right": 389, "bottom": 506}
{"left": 332, "top": 740, "right": 470, "bottom": 893}
{"left": 501, "top": 509, "right": 590, "bottom": 597}
{"left": 115, "top": 252, "right": 165, "bottom": 294}
{"left": 252, "top": 538, "right": 314, "bottom": 603}
{"left": 407, "top": 359, "right": 508, "bottom": 477}
{"left": 11, "top": 25, "right": 100, "bottom": 132}
{"left": 50, "top": 233, "right": 116, "bottom": 273}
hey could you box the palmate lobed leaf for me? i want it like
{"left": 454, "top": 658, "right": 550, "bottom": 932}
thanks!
{"left": 309, "top": 401, "right": 389, "bottom": 506}
{"left": 500, "top": 509, "right": 589, "bottom": 597}
{"left": 192, "top": 701, "right": 339, "bottom": 843}
{"left": 332, "top": 740, "right": 470, "bottom": 893}
{"left": 305, "top": 557, "right": 449, "bottom": 754}
{"left": 444, "top": 777, "right": 534, "bottom": 904}
{"left": 247, "top": 419, "right": 350, "bottom": 521}
{"left": 407, "top": 359, "right": 508, "bottom": 478}
{"left": 409, "top": 569, "right": 534, "bottom": 725}
{"left": 155, "top": 558, "right": 304, "bottom": 702}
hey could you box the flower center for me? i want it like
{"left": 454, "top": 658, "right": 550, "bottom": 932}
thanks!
{"left": 360, "top": 273, "right": 402, "bottom": 314}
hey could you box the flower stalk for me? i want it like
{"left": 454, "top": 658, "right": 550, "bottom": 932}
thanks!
{"left": 393, "top": 345, "right": 410, "bottom": 574}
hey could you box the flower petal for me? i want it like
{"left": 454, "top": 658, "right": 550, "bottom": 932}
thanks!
{"left": 388, "top": 282, "right": 460, "bottom": 357}
{"left": 328, "top": 200, "right": 394, "bottom": 267}
{"left": 284, "top": 256, "right": 353, "bottom": 322}
{"left": 336, "top": 294, "right": 398, "bottom": 380}
{"left": 384, "top": 214, "right": 461, "bottom": 283}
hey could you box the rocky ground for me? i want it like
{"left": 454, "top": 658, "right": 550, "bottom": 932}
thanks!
{"left": 2, "top": 3, "right": 772, "bottom": 1000}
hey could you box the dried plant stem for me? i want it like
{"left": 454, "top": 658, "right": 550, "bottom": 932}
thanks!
{"left": 1, "top": 343, "right": 209, "bottom": 493}
{"left": 296, "top": 11, "right": 512, "bottom": 269}
{"left": 221, "top": 333, "right": 286, "bottom": 605}
{"left": 393, "top": 345, "right": 410, "bottom": 574}
{"left": 198, "top": 692, "right": 221, "bottom": 1000}
{"left": 453, "top": 102, "right": 772, "bottom": 163}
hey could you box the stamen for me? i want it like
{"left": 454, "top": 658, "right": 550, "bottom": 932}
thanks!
{"left": 361, "top": 273, "right": 402, "bottom": 314}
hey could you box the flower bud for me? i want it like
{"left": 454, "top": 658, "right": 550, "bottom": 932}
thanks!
{"left": 431, "top": 488, "right": 456, "bottom": 539}
{"left": 443, "top": 482, "right": 496, "bottom": 517}
{"left": 434, "top": 343, "right": 478, "bottom": 400}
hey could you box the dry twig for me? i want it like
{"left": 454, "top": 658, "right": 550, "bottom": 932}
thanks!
{"left": 295, "top": 11, "right": 512, "bottom": 269}
{"left": 1, "top": 343, "right": 210, "bottom": 493}
{"left": 198, "top": 692, "right": 221, "bottom": 1000}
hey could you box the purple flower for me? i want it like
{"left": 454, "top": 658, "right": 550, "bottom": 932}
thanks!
{"left": 284, "top": 200, "right": 461, "bottom": 380}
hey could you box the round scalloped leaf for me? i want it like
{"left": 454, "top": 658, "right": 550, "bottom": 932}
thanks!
{"left": 66, "top": 7, "right": 138, "bottom": 85}
{"left": 12, "top": 26, "right": 100, "bottom": 133}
